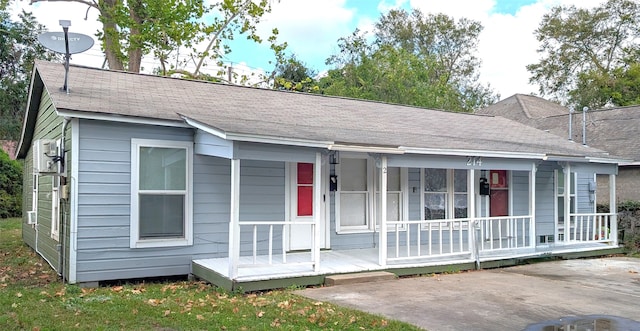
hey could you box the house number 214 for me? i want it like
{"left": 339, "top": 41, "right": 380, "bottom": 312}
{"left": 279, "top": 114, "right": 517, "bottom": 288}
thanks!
{"left": 466, "top": 156, "right": 482, "bottom": 166}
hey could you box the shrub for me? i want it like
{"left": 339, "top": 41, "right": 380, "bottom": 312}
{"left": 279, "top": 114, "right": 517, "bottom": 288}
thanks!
{"left": 598, "top": 201, "right": 640, "bottom": 254}
{"left": 0, "top": 149, "right": 22, "bottom": 218}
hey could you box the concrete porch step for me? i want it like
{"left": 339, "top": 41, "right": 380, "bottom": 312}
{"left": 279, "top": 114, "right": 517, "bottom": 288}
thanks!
{"left": 324, "top": 271, "right": 396, "bottom": 286}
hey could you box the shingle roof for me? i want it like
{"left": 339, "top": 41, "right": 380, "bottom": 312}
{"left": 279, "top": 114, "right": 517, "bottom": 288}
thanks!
{"left": 476, "top": 94, "right": 568, "bottom": 125}
{"left": 27, "top": 61, "right": 614, "bottom": 160}
{"left": 537, "top": 106, "right": 640, "bottom": 163}
{"left": 477, "top": 93, "right": 639, "bottom": 163}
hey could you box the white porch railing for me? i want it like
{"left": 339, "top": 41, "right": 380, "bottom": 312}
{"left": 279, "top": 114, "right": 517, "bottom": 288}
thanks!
{"left": 386, "top": 219, "right": 473, "bottom": 262}
{"left": 566, "top": 213, "right": 614, "bottom": 243}
{"left": 478, "top": 216, "right": 534, "bottom": 252}
{"left": 385, "top": 216, "right": 535, "bottom": 263}
{"left": 237, "top": 221, "right": 316, "bottom": 268}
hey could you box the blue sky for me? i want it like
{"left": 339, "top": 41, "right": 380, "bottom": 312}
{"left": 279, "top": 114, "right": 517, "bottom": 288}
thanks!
{"left": 14, "top": 0, "right": 603, "bottom": 99}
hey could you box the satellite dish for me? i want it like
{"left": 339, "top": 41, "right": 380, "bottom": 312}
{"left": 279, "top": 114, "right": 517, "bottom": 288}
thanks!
{"left": 38, "top": 32, "right": 94, "bottom": 54}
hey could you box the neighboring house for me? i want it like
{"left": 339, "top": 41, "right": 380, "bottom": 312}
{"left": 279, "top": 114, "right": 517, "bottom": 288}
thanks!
{"left": 17, "top": 61, "right": 622, "bottom": 290}
{"left": 479, "top": 94, "right": 640, "bottom": 204}
{"left": 1, "top": 140, "right": 17, "bottom": 159}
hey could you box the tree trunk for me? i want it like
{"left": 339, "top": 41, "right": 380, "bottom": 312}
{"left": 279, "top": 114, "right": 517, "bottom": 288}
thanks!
{"left": 127, "top": 0, "right": 143, "bottom": 73}
{"left": 99, "top": 0, "right": 125, "bottom": 71}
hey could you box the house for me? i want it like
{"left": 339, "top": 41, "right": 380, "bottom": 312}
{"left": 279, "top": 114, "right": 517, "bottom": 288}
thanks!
{"left": 478, "top": 94, "right": 640, "bottom": 204}
{"left": 17, "top": 61, "right": 622, "bottom": 291}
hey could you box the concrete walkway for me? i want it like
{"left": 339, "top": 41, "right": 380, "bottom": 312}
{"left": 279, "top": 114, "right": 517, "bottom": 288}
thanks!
{"left": 297, "top": 257, "right": 640, "bottom": 330}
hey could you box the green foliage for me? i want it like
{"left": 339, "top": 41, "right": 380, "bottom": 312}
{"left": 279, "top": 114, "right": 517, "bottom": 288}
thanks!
{"left": 273, "top": 54, "right": 318, "bottom": 92}
{"left": 0, "top": 218, "right": 419, "bottom": 330}
{"left": 88, "top": 0, "right": 284, "bottom": 82}
{"left": 527, "top": 0, "right": 640, "bottom": 109}
{"left": 321, "top": 9, "right": 498, "bottom": 112}
{"left": 0, "top": 149, "right": 22, "bottom": 218}
{"left": 0, "top": 2, "right": 58, "bottom": 140}
{"left": 597, "top": 200, "right": 640, "bottom": 254}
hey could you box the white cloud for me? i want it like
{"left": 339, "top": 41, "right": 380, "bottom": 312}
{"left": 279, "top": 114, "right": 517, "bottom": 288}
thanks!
{"left": 257, "top": 0, "right": 356, "bottom": 68}
{"left": 407, "top": 0, "right": 603, "bottom": 99}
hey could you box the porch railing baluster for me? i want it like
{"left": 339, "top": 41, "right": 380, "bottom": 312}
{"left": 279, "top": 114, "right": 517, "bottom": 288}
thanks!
{"left": 253, "top": 225, "right": 257, "bottom": 264}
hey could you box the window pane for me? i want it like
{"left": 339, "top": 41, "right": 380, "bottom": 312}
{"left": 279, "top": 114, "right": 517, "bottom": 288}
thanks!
{"left": 340, "top": 193, "right": 366, "bottom": 226}
{"left": 140, "top": 147, "right": 186, "bottom": 190}
{"left": 425, "top": 168, "right": 446, "bottom": 192}
{"left": 425, "top": 193, "right": 446, "bottom": 220}
{"left": 297, "top": 163, "right": 313, "bottom": 185}
{"left": 341, "top": 158, "right": 367, "bottom": 191}
{"left": 454, "top": 170, "right": 467, "bottom": 192}
{"left": 557, "top": 171, "right": 564, "bottom": 194}
{"left": 139, "top": 194, "right": 185, "bottom": 238}
{"left": 376, "top": 167, "right": 401, "bottom": 191}
{"left": 376, "top": 192, "right": 400, "bottom": 224}
{"left": 454, "top": 193, "right": 468, "bottom": 218}
{"left": 297, "top": 186, "right": 313, "bottom": 216}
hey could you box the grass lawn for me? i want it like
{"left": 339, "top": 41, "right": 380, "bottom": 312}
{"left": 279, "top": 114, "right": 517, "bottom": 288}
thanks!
{"left": 0, "top": 217, "right": 421, "bottom": 331}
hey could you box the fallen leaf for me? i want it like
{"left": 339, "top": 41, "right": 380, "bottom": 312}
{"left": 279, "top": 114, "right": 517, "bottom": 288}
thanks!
{"left": 111, "top": 286, "right": 123, "bottom": 293}
{"left": 629, "top": 270, "right": 638, "bottom": 274}
{"left": 256, "top": 311, "right": 265, "bottom": 318}
{"left": 164, "top": 310, "right": 171, "bottom": 317}
{"left": 196, "top": 315, "right": 204, "bottom": 320}
{"left": 15, "top": 292, "right": 22, "bottom": 298}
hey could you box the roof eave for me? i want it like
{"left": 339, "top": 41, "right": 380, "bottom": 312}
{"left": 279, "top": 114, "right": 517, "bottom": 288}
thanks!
{"left": 16, "top": 67, "right": 44, "bottom": 159}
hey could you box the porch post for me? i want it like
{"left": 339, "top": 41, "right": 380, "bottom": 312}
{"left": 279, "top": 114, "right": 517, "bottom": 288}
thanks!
{"left": 563, "top": 163, "right": 571, "bottom": 243}
{"left": 468, "top": 169, "right": 477, "bottom": 264}
{"left": 313, "top": 152, "right": 322, "bottom": 272}
{"left": 609, "top": 174, "right": 617, "bottom": 245}
{"left": 529, "top": 163, "right": 537, "bottom": 247}
{"left": 228, "top": 158, "right": 241, "bottom": 279}
{"left": 379, "top": 156, "right": 388, "bottom": 266}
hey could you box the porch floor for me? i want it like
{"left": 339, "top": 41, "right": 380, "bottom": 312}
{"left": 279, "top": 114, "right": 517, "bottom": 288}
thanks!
{"left": 192, "top": 242, "right": 620, "bottom": 291}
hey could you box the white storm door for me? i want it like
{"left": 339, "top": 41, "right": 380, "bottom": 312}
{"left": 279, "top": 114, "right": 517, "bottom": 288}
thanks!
{"left": 288, "top": 162, "right": 326, "bottom": 250}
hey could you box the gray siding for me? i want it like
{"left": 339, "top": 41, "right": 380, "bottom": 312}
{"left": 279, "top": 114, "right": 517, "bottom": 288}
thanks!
{"left": 74, "top": 120, "right": 290, "bottom": 282}
{"left": 511, "top": 171, "right": 530, "bottom": 216}
{"left": 75, "top": 120, "right": 201, "bottom": 282}
{"left": 535, "top": 162, "right": 557, "bottom": 239}
{"left": 22, "top": 91, "right": 64, "bottom": 274}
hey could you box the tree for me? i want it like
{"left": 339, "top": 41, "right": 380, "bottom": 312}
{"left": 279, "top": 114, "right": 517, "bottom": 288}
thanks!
{"left": 0, "top": 0, "right": 58, "bottom": 140}
{"left": 273, "top": 54, "right": 318, "bottom": 92}
{"left": 38, "top": 0, "right": 284, "bottom": 81}
{"left": 322, "top": 9, "right": 498, "bottom": 112}
{"left": 0, "top": 148, "right": 22, "bottom": 218}
{"left": 527, "top": 0, "right": 640, "bottom": 109}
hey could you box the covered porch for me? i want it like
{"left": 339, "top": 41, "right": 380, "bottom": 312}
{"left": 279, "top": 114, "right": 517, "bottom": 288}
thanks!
{"left": 190, "top": 128, "right": 620, "bottom": 291}
{"left": 192, "top": 239, "right": 620, "bottom": 291}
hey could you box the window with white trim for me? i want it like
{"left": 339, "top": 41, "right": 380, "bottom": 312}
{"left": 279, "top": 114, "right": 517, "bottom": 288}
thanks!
{"left": 130, "top": 139, "right": 193, "bottom": 248}
{"left": 51, "top": 174, "right": 60, "bottom": 240}
{"left": 337, "top": 157, "right": 370, "bottom": 232}
{"left": 375, "top": 167, "right": 405, "bottom": 229}
{"left": 423, "top": 169, "right": 468, "bottom": 220}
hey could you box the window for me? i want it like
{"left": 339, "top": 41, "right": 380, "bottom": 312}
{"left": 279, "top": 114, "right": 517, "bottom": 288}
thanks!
{"left": 337, "top": 157, "right": 370, "bottom": 231}
{"left": 556, "top": 169, "right": 576, "bottom": 240}
{"left": 423, "top": 169, "right": 468, "bottom": 220}
{"left": 375, "top": 167, "right": 404, "bottom": 228}
{"left": 51, "top": 139, "right": 62, "bottom": 241}
{"left": 51, "top": 175, "right": 60, "bottom": 240}
{"left": 28, "top": 173, "right": 38, "bottom": 226}
{"left": 297, "top": 163, "right": 314, "bottom": 216}
{"left": 130, "top": 139, "right": 193, "bottom": 248}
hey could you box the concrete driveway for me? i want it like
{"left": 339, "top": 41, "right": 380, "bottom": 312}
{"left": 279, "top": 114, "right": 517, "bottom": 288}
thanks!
{"left": 297, "top": 257, "right": 640, "bottom": 330}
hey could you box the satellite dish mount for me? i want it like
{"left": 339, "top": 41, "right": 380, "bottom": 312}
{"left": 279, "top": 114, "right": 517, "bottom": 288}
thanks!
{"left": 60, "top": 20, "right": 71, "bottom": 94}
{"left": 37, "top": 20, "right": 94, "bottom": 94}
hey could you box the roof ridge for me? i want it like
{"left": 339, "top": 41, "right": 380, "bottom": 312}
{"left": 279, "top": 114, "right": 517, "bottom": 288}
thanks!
{"left": 514, "top": 94, "right": 534, "bottom": 119}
